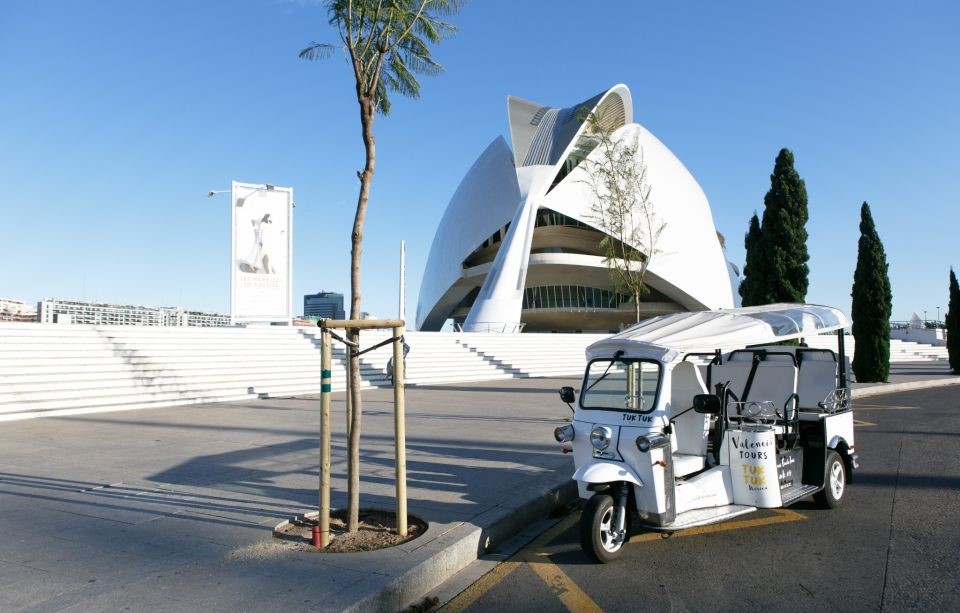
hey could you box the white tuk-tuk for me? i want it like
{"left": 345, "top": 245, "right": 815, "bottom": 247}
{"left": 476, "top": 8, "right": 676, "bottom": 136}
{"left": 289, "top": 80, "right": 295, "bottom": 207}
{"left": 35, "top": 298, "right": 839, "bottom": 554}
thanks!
{"left": 554, "top": 304, "right": 859, "bottom": 562}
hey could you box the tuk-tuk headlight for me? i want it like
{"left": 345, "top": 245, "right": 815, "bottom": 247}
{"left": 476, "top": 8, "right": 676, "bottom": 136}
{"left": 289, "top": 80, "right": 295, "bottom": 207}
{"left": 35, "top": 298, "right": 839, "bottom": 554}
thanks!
{"left": 554, "top": 424, "right": 575, "bottom": 443}
{"left": 635, "top": 433, "right": 670, "bottom": 453}
{"left": 590, "top": 426, "right": 613, "bottom": 451}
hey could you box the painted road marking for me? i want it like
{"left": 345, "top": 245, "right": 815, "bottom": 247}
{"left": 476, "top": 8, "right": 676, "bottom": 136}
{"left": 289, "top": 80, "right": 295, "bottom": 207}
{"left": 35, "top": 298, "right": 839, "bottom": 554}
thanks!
{"left": 441, "top": 513, "right": 579, "bottom": 613}
{"left": 854, "top": 419, "right": 876, "bottom": 427}
{"left": 442, "top": 508, "right": 805, "bottom": 612}
{"left": 538, "top": 508, "right": 806, "bottom": 556}
{"left": 855, "top": 404, "right": 920, "bottom": 410}
{"left": 526, "top": 556, "right": 603, "bottom": 613}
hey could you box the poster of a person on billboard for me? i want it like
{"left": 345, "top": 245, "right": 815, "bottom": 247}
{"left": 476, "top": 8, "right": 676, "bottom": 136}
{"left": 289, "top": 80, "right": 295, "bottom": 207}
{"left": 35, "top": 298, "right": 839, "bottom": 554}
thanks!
{"left": 231, "top": 182, "right": 292, "bottom": 324}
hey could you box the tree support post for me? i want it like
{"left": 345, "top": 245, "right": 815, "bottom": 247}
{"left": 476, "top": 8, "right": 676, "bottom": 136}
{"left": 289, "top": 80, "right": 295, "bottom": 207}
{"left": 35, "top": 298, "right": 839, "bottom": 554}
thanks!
{"left": 318, "top": 327, "right": 333, "bottom": 547}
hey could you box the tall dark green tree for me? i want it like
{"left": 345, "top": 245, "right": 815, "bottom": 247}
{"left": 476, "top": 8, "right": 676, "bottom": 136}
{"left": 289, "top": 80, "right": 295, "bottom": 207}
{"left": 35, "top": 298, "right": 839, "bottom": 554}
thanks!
{"left": 947, "top": 268, "right": 960, "bottom": 373}
{"left": 757, "top": 148, "right": 809, "bottom": 304}
{"left": 851, "top": 202, "right": 892, "bottom": 382}
{"left": 739, "top": 212, "right": 763, "bottom": 306}
{"left": 738, "top": 149, "right": 810, "bottom": 306}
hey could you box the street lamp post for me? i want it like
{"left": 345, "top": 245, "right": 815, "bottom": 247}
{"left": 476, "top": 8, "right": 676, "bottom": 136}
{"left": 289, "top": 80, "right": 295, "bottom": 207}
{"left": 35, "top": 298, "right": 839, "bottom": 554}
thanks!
{"left": 937, "top": 306, "right": 941, "bottom": 327}
{"left": 924, "top": 310, "right": 927, "bottom": 325}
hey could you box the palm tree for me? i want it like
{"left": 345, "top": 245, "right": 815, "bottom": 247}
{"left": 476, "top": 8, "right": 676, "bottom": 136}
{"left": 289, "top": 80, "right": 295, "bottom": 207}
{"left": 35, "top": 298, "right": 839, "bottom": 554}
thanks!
{"left": 300, "top": 0, "right": 462, "bottom": 533}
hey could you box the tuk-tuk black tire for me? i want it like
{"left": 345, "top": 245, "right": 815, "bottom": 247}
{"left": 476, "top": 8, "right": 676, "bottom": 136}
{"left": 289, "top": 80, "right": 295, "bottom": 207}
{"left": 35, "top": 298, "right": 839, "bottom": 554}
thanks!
{"left": 580, "top": 493, "right": 625, "bottom": 564}
{"left": 814, "top": 450, "right": 846, "bottom": 509}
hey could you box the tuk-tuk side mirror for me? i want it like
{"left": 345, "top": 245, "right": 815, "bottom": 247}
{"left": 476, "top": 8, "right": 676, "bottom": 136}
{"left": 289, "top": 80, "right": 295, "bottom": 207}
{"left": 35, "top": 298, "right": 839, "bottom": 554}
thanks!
{"left": 693, "top": 394, "right": 721, "bottom": 415}
{"left": 559, "top": 386, "right": 576, "bottom": 405}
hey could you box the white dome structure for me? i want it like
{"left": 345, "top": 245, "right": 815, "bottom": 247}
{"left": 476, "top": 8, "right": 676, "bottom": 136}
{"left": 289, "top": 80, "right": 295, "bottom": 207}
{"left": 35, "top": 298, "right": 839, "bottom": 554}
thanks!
{"left": 416, "top": 84, "right": 737, "bottom": 333}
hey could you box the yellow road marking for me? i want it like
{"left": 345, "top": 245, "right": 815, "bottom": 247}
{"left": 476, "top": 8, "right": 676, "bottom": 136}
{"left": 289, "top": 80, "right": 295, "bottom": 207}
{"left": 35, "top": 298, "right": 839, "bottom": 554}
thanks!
{"left": 538, "top": 508, "right": 806, "bottom": 556}
{"left": 630, "top": 508, "right": 805, "bottom": 541}
{"left": 441, "top": 514, "right": 579, "bottom": 612}
{"left": 526, "top": 556, "right": 603, "bottom": 613}
{"left": 439, "top": 560, "right": 522, "bottom": 613}
{"left": 443, "top": 508, "right": 805, "bottom": 612}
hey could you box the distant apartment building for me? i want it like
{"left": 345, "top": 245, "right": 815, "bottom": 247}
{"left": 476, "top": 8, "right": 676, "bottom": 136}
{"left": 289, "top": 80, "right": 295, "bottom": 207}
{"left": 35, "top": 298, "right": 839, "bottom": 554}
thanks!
{"left": 0, "top": 298, "right": 38, "bottom": 322}
{"left": 303, "top": 291, "right": 345, "bottom": 320}
{"left": 38, "top": 298, "right": 230, "bottom": 327}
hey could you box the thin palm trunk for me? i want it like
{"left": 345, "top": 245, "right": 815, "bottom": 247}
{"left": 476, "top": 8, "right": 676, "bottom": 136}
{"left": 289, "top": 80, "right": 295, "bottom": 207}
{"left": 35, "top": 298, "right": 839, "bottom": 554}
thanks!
{"left": 347, "top": 96, "right": 376, "bottom": 533}
{"left": 301, "top": 0, "right": 461, "bottom": 536}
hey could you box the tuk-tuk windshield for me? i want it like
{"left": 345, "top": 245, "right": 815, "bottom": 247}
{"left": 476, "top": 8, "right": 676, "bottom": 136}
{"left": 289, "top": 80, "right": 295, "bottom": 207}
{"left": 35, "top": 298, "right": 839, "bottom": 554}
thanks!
{"left": 580, "top": 359, "right": 661, "bottom": 413}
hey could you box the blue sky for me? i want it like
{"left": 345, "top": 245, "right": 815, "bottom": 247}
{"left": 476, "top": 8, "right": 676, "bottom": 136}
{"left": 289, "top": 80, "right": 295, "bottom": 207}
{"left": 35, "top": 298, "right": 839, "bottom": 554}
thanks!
{"left": 2, "top": 1, "right": 957, "bottom": 324}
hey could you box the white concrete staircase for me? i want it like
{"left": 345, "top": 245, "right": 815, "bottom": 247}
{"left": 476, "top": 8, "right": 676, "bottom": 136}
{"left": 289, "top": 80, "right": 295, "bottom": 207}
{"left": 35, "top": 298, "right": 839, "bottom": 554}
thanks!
{"left": 805, "top": 334, "right": 950, "bottom": 362}
{"left": 0, "top": 323, "right": 948, "bottom": 421}
{"left": 0, "top": 324, "right": 594, "bottom": 420}
{"left": 455, "top": 333, "right": 606, "bottom": 378}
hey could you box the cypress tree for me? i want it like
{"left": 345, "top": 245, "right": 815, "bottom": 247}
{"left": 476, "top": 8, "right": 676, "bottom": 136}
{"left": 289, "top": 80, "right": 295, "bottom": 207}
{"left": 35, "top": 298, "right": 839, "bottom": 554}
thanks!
{"left": 757, "top": 149, "right": 810, "bottom": 304}
{"left": 739, "top": 213, "right": 764, "bottom": 306}
{"left": 851, "top": 202, "right": 892, "bottom": 382}
{"left": 947, "top": 268, "right": 960, "bottom": 373}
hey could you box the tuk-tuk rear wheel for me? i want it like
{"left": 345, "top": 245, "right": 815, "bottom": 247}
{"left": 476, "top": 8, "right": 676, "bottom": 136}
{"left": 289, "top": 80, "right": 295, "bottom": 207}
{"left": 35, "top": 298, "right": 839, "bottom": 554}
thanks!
{"left": 580, "top": 493, "right": 626, "bottom": 563}
{"left": 814, "top": 450, "right": 846, "bottom": 509}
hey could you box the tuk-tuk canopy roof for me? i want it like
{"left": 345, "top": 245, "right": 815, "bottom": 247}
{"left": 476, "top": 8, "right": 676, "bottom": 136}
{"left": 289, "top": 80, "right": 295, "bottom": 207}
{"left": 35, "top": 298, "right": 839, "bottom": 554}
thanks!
{"left": 587, "top": 304, "right": 848, "bottom": 361}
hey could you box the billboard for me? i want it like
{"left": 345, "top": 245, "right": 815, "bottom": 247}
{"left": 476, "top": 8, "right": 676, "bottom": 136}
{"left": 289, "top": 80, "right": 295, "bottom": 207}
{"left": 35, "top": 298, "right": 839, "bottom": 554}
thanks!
{"left": 231, "top": 181, "right": 293, "bottom": 324}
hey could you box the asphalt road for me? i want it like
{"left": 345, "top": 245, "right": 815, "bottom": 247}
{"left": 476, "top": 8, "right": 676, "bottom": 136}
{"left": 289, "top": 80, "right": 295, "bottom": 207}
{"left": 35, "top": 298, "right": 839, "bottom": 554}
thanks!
{"left": 440, "top": 387, "right": 960, "bottom": 613}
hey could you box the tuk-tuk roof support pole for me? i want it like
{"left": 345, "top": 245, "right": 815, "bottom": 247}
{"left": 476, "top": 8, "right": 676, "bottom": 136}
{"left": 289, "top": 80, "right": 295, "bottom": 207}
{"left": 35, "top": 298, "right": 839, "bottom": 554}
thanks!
{"left": 836, "top": 329, "right": 848, "bottom": 391}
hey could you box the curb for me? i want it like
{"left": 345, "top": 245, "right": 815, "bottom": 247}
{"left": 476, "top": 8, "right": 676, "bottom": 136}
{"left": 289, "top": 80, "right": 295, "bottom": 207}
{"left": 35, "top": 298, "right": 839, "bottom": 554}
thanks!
{"left": 852, "top": 376, "right": 960, "bottom": 399}
{"left": 342, "top": 477, "right": 579, "bottom": 613}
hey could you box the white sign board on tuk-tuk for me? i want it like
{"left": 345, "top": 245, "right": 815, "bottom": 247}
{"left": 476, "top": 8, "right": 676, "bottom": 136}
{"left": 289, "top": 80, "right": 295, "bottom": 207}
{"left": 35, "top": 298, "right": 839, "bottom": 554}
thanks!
{"left": 230, "top": 181, "right": 293, "bottom": 325}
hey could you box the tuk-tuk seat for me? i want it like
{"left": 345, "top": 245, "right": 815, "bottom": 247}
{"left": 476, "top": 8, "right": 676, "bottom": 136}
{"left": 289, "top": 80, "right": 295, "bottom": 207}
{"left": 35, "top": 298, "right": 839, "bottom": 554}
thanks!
{"left": 797, "top": 353, "right": 839, "bottom": 411}
{"left": 711, "top": 360, "right": 798, "bottom": 429}
{"left": 670, "top": 362, "right": 710, "bottom": 477}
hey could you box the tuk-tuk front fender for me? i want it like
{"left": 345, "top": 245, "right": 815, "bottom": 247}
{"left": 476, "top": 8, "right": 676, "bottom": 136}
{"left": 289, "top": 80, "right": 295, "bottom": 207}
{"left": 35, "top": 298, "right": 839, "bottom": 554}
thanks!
{"left": 573, "top": 461, "right": 643, "bottom": 488}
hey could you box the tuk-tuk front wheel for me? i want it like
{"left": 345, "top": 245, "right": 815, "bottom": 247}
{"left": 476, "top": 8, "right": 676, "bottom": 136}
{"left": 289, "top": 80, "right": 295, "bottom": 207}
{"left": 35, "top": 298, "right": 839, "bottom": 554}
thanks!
{"left": 814, "top": 450, "right": 846, "bottom": 509}
{"left": 580, "top": 493, "right": 626, "bottom": 563}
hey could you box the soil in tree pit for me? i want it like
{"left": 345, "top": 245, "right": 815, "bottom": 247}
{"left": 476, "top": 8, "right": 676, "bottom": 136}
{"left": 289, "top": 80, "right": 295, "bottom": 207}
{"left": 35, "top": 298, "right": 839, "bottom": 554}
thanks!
{"left": 275, "top": 509, "right": 426, "bottom": 553}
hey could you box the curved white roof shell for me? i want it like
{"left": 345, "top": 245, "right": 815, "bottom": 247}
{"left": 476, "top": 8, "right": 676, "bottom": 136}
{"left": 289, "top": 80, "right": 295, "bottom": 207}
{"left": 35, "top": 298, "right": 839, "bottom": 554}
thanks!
{"left": 416, "top": 84, "right": 737, "bottom": 332}
{"left": 586, "top": 304, "right": 848, "bottom": 360}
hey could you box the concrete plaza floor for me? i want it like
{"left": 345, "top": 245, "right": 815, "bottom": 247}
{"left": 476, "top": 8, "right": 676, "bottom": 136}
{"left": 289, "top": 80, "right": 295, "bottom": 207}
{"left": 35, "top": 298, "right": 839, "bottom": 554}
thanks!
{"left": 1, "top": 363, "right": 957, "bottom": 612}
{"left": 0, "top": 377, "right": 580, "bottom": 612}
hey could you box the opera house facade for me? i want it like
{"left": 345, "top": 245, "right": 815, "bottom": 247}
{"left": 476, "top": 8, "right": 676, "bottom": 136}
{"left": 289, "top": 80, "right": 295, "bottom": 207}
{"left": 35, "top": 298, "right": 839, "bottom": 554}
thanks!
{"left": 416, "top": 84, "right": 738, "bottom": 333}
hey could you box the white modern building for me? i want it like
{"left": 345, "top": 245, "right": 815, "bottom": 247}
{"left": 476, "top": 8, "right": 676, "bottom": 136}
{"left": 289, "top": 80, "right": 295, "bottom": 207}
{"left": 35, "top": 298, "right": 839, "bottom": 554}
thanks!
{"left": 0, "top": 298, "right": 37, "bottom": 322}
{"left": 38, "top": 298, "right": 230, "bottom": 327}
{"left": 416, "top": 84, "right": 738, "bottom": 333}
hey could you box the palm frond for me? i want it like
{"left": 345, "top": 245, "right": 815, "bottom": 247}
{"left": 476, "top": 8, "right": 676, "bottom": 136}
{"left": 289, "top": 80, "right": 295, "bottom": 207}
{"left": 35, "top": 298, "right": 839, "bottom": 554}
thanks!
{"left": 299, "top": 42, "right": 336, "bottom": 61}
{"left": 387, "top": 51, "right": 421, "bottom": 98}
{"left": 401, "top": 49, "right": 443, "bottom": 78}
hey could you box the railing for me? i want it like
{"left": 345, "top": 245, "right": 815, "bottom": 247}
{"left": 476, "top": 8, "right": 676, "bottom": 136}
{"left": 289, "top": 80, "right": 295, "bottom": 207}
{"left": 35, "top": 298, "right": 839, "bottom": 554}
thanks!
{"left": 454, "top": 322, "right": 526, "bottom": 334}
{"left": 890, "top": 320, "right": 945, "bottom": 330}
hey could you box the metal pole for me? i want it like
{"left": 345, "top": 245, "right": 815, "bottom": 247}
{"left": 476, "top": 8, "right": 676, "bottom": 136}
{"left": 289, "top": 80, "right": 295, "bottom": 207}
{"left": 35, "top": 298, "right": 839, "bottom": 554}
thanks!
{"left": 399, "top": 240, "right": 406, "bottom": 321}
{"left": 318, "top": 328, "right": 332, "bottom": 547}
{"left": 392, "top": 324, "right": 408, "bottom": 536}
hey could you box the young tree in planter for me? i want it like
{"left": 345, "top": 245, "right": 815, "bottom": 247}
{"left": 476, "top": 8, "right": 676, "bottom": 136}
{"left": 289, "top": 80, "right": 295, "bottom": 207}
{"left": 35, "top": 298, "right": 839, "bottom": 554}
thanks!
{"left": 300, "top": 0, "right": 462, "bottom": 533}
{"left": 947, "top": 268, "right": 960, "bottom": 373}
{"left": 579, "top": 112, "right": 665, "bottom": 323}
{"left": 851, "top": 202, "right": 892, "bottom": 382}
{"left": 739, "top": 212, "right": 764, "bottom": 306}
